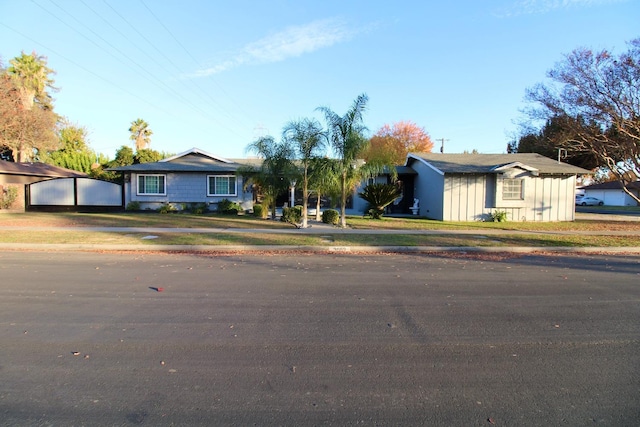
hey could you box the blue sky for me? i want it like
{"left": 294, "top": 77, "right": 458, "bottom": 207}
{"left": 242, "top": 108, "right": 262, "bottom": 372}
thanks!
{"left": 1, "top": 0, "right": 638, "bottom": 160}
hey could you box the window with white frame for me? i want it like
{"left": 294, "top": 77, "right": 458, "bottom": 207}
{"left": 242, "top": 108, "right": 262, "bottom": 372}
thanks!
{"left": 137, "top": 174, "right": 166, "bottom": 195}
{"left": 208, "top": 175, "right": 237, "bottom": 196}
{"left": 502, "top": 178, "right": 524, "bottom": 200}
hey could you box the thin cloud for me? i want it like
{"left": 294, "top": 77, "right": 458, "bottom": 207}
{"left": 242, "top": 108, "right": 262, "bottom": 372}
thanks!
{"left": 495, "top": 0, "right": 628, "bottom": 17}
{"left": 193, "top": 18, "right": 357, "bottom": 77}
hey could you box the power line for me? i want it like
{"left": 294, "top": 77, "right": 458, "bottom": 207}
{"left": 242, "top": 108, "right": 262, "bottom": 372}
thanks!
{"left": 138, "top": 0, "right": 255, "bottom": 126}
{"left": 0, "top": 20, "right": 172, "bottom": 117}
{"left": 32, "top": 0, "right": 245, "bottom": 135}
{"left": 101, "top": 0, "right": 251, "bottom": 132}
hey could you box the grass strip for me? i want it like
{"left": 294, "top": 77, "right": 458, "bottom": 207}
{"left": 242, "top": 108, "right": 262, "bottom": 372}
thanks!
{"left": 1, "top": 231, "right": 639, "bottom": 248}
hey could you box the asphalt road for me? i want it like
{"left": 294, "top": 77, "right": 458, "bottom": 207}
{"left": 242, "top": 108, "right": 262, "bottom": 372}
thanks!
{"left": 0, "top": 251, "right": 638, "bottom": 426}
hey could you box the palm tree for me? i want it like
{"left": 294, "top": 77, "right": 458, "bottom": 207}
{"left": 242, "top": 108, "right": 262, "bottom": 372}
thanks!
{"left": 5, "top": 52, "right": 58, "bottom": 161}
{"left": 317, "top": 94, "right": 371, "bottom": 228}
{"left": 244, "top": 135, "right": 296, "bottom": 220}
{"left": 307, "top": 157, "right": 341, "bottom": 221}
{"left": 282, "top": 118, "right": 326, "bottom": 228}
{"left": 7, "top": 51, "right": 56, "bottom": 110}
{"left": 129, "top": 118, "right": 153, "bottom": 151}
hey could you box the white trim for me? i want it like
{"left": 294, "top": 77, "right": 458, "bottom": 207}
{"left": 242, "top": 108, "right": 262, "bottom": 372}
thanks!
{"left": 492, "top": 162, "right": 539, "bottom": 176}
{"left": 137, "top": 174, "right": 166, "bottom": 195}
{"left": 207, "top": 175, "right": 237, "bottom": 196}
{"left": 161, "top": 147, "right": 233, "bottom": 164}
{"left": 502, "top": 178, "right": 524, "bottom": 200}
{"left": 406, "top": 154, "right": 444, "bottom": 176}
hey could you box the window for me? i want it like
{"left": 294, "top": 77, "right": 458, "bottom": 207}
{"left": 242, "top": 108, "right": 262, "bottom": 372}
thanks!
{"left": 502, "top": 178, "right": 524, "bottom": 200}
{"left": 137, "top": 175, "right": 165, "bottom": 195}
{"left": 208, "top": 175, "right": 237, "bottom": 196}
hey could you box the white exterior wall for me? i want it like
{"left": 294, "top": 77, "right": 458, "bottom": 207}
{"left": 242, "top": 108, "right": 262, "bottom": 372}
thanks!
{"left": 440, "top": 172, "right": 577, "bottom": 222}
{"left": 29, "top": 178, "right": 123, "bottom": 207}
{"left": 583, "top": 189, "right": 638, "bottom": 206}
{"left": 77, "top": 179, "right": 122, "bottom": 206}
{"left": 443, "top": 174, "right": 488, "bottom": 221}
{"left": 493, "top": 173, "right": 576, "bottom": 222}
{"left": 30, "top": 178, "right": 75, "bottom": 205}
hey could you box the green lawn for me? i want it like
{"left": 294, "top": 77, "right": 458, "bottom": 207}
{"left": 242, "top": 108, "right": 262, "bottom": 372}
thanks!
{"left": 0, "top": 212, "right": 639, "bottom": 248}
{"left": 2, "top": 211, "right": 640, "bottom": 232}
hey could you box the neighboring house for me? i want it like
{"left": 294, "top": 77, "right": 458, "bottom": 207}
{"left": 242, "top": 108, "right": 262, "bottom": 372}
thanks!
{"left": 397, "top": 153, "right": 589, "bottom": 222}
{"left": 0, "top": 160, "right": 87, "bottom": 211}
{"left": 579, "top": 181, "right": 640, "bottom": 206}
{"left": 109, "top": 148, "right": 255, "bottom": 211}
{"left": 349, "top": 166, "right": 418, "bottom": 215}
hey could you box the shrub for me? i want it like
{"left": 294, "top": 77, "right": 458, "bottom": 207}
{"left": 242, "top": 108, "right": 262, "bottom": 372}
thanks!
{"left": 489, "top": 210, "right": 508, "bottom": 222}
{"left": 158, "top": 203, "right": 177, "bottom": 214}
{"left": 322, "top": 209, "right": 339, "bottom": 225}
{"left": 281, "top": 205, "right": 303, "bottom": 227}
{"left": 252, "top": 204, "right": 265, "bottom": 218}
{"left": 358, "top": 183, "right": 401, "bottom": 219}
{"left": 0, "top": 186, "right": 18, "bottom": 209}
{"left": 217, "top": 198, "right": 241, "bottom": 215}
{"left": 189, "top": 202, "right": 207, "bottom": 214}
{"left": 126, "top": 201, "right": 140, "bottom": 211}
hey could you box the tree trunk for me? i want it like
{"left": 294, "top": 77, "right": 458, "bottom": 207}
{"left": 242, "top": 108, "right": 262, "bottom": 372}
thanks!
{"left": 301, "top": 168, "right": 308, "bottom": 228}
{"left": 315, "top": 193, "right": 321, "bottom": 221}
{"left": 340, "top": 171, "right": 347, "bottom": 228}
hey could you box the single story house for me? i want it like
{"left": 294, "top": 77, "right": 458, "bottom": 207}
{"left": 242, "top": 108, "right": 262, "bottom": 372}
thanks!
{"left": 109, "top": 148, "right": 589, "bottom": 222}
{"left": 109, "top": 148, "right": 256, "bottom": 211}
{"left": 0, "top": 160, "right": 87, "bottom": 210}
{"left": 398, "top": 153, "right": 590, "bottom": 222}
{"left": 579, "top": 181, "right": 640, "bottom": 206}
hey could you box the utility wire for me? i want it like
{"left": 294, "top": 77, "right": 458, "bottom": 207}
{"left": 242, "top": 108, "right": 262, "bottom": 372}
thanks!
{"left": 138, "top": 0, "right": 255, "bottom": 124}
{"left": 0, "top": 20, "right": 173, "bottom": 117}
{"left": 101, "top": 0, "right": 250, "bottom": 131}
{"left": 34, "top": 0, "right": 241, "bottom": 134}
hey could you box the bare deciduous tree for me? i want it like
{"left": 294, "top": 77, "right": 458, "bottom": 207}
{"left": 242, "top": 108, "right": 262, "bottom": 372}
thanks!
{"left": 526, "top": 38, "right": 640, "bottom": 203}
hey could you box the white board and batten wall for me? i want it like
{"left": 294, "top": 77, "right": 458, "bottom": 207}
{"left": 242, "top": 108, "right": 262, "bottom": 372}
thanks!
{"left": 410, "top": 157, "right": 578, "bottom": 222}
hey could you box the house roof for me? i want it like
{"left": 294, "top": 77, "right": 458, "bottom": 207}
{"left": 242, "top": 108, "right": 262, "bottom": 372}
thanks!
{"left": 396, "top": 166, "right": 417, "bottom": 175}
{"left": 109, "top": 150, "right": 255, "bottom": 173}
{"left": 161, "top": 147, "right": 233, "bottom": 164}
{"left": 406, "top": 153, "right": 591, "bottom": 175}
{"left": 0, "top": 160, "right": 87, "bottom": 178}
{"left": 580, "top": 180, "right": 640, "bottom": 190}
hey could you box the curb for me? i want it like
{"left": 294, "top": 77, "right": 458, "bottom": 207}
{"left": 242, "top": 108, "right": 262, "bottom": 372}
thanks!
{"left": 1, "top": 243, "right": 639, "bottom": 254}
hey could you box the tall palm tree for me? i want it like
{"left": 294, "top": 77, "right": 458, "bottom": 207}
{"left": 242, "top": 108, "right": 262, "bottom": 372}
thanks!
{"left": 317, "top": 94, "right": 371, "bottom": 228}
{"left": 129, "top": 118, "right": 153, "bottom": 151}
{"left": 7, "top": 51, "right": 56, "bottom": 110}
{"left": 282, "top": 118, "right": 326, "bottom": 228}
{"left": 5, "top": 52, "right": 58, "bottom": 161}
{"left": 244, "top": 135, "right": 296, "bottom": 220}
{"left": 308, "top": 157, "right": 341, "bottom": 221}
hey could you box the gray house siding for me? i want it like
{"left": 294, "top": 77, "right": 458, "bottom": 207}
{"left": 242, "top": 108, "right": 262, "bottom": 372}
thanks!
{"left": 410, "top": 159, "right": 444, "bottom": 220}
{"left": 126, "top": 172, "right": 253, "bottom": 211}
{"left": 405, "top": 153, "right": 581, "bottom": 222}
